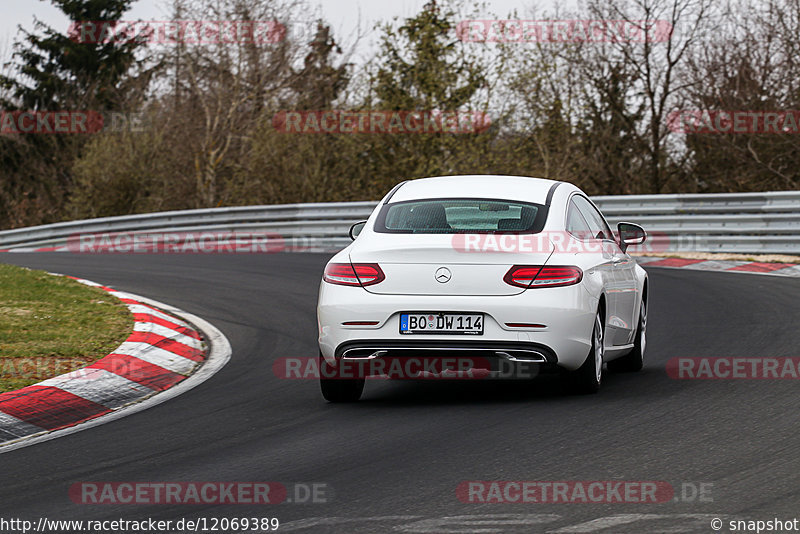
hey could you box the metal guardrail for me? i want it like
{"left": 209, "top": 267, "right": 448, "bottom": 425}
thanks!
{"left": 0, "top": 192, "right": 798, "bottom": 254}
{"left": 592, "top": 191, "right": 800, "bottom": 254}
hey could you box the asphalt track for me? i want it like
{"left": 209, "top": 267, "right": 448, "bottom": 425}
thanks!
{"left": 1, "top": 252, "right": 799, "bottom": 534}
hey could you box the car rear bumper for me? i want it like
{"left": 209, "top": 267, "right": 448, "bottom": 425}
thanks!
{"left": 336, "top": 339, "right": 556, "bottom": 362}
{"left": 318, "top": 281, "right": 599, "bottom": 371}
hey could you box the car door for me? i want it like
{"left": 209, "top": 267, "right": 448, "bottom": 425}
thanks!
{"left": 565, "top": 196, "right": 619, "bottom": 346}
{"left": 571, "top": 195, "right": 636, "bottom": 346}
{"left": 584, "top": 201, "right": 638, "bottom": 344}
{"left": 609, "top": 248, "right": 638, "bottom": 345}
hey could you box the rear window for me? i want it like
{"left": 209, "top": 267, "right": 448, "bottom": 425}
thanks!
{"left": 375, "top": 199, "right": 547, "bottom": 234}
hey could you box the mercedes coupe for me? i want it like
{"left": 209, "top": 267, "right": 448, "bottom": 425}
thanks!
{"left": 317, "top": 175, "right": 648, "bottom": 401}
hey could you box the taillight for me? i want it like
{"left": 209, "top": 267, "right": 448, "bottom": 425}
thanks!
{"left": 503, "top": 266, "right": 542, "bottom": 287}
{"left": 503, "top": 265, "right": 582, "bottom": 288}
{"left": 324, "top": 263, "right": 385, "bottom": 286}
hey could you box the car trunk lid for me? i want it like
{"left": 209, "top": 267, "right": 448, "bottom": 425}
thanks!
{"left": 349, "top": 233, "right": 554, "bottom": 296}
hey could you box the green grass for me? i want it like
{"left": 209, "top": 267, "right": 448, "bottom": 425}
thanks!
{"left": 0, "top": 264, "right": 133, "bottom": 393}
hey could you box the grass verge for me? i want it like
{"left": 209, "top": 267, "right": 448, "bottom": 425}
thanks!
{"left": 0, "top": 264, "right": 133, "bottom": 393}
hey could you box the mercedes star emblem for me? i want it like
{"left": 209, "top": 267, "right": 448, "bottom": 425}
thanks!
{"left": 435, "top": 267, "right": 452, "bottom": 283}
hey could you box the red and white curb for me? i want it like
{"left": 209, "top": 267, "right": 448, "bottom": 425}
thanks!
{"left": 634, "top": 256, "right": 800, "bottom": 277}
{"left": 0, "top": 276, "right": 231, "bottom": 453}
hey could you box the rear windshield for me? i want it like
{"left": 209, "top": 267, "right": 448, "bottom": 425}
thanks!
{"left": 374, "top": 199, "right": 547, "bottom": 234}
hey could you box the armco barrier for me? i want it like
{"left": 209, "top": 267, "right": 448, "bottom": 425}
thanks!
{"left": 0, "top": 192, "right": 798, "bottom": 254}
{"left": 593, "top": 191, "right": 800, "bottom": 254}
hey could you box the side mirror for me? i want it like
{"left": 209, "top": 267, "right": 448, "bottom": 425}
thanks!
{"left": 349, "top": 221, "right": 367, "bottom": 241}
{"left": 617, "top": 222, "right": 646, "bottom": 252}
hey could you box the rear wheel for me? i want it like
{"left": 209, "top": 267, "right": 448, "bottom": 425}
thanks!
{"left": 319, "top": 353, "right": 365, "bottom": 402}
{"left": 608, "top": 297, "right": 646, "bottom": 373}
{"left": 563, "top": 310, "right": 603, "bottom": 394}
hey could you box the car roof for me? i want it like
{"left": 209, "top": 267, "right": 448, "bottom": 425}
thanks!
{"left": 386, "top": 175, "right": 565, "bottom": 204}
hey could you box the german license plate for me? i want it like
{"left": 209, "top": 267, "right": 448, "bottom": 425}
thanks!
{"left": 399, "top": 313, "right": 484, "bottom": 335}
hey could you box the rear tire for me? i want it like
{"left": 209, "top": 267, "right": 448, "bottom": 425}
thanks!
{"left": 608, "top": 297, "right": 646, "bottom": 373}
{"left": 563, "top": 310, "right": 603, "bottom": 394}
{"left": 319, "top": 353, "right": 365, "bottom": 402}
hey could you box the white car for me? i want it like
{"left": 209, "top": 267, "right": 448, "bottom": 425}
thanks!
{"left": 317, "top": 175, "right": 648, "bottom": 401}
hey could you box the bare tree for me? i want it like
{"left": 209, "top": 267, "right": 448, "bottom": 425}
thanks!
{"left": 162, "top": 0, "right": 305, "bottom": 207}
{"left": 0, "top": 37, "right": 13, "bottom": 105}
{"left": 501, "top": 5, "right": 589, "bottom": 181}
{"left": 585, "top": 0, "right": 715, "bottom": 192}
{"left": 681, "top": 0, "right": 800, "bottom": 191}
